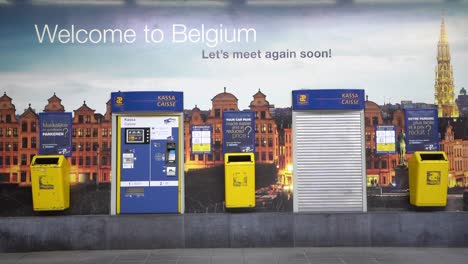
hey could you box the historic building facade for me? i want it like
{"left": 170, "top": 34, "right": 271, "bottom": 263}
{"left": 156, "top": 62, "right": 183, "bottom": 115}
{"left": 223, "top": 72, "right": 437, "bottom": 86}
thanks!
{"left": 70, "top": 100, "right": 112, "bottom": 184}
{"left": 434, "top": 16, "right": 459, "bottom": 118}
{"left": 17, "top": 104, "right": 39, "bottom": 186}
{"left": 438, "top": 118, "right": 468, "bottom": 187}
{"left": 0, "top": 93, "right": 23, "bottom": 184}
{"left": 0, "top": 93, "right": 111, "bottom": 185}
{"left": 184, "top": 88, "right": 240, "bottom": 170}
{"left": 365, "top": 98, "right": 468, "bottom": 188}
{"left": 277, "top": 127, "right": 292, "bottom": 187}
{"left": 439, "top": 123, "right": 466, "bottom": 187}
{"left": 184, "top": 88, "right": 281, "bottom": 171}
{"left": 250, "top": 89, "right": 278, "bottom": 165}
{"left": 364, "top": 98, "right": 401, "bottom": 186}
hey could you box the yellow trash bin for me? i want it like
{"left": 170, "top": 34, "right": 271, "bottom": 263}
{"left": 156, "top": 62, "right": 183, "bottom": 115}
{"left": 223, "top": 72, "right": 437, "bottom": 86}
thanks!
{"left": 30, "top": 155, "right": 70, "bottom": 211}
{"left": 224, "top": 153, "right": 255, "bottom": 208}
{"left": 408, "top": 151, "right": 449, "bottom": 207}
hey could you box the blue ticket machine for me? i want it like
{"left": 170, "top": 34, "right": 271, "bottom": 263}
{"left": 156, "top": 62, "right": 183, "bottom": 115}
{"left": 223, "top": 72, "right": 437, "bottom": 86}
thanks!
{"left": 110, "top": 91, "right": 184, "bottom": 214}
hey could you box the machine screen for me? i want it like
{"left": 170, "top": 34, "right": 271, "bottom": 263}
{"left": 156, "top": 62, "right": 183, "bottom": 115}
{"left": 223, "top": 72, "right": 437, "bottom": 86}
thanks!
{"left": 168, "top": 149, "right": 176, "bottom": 162}
{"left": 126, "top": 128, "right": 147, "bottom": 144}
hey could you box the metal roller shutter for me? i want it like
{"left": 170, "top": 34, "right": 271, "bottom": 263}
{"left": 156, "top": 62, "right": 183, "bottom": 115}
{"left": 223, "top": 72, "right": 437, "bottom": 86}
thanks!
{"left": 293, "top": 110, "right": 366, "bottom": 212}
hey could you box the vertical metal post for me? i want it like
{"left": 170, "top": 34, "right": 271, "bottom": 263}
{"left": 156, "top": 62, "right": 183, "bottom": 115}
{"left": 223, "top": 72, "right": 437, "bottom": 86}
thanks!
{"left": 110, "top": 114, "right": 117, "bottom": 215}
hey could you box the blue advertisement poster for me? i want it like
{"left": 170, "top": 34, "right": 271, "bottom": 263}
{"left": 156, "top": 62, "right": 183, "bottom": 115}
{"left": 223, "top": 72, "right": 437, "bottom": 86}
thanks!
{"left": 405, "top": 109, "right": 439, "bottom": 153}
{"left": 39, "top": 113, "right": 73, "bottom": 157}
{"left": 223, "top": 111, "right": 255, "bottom": 154}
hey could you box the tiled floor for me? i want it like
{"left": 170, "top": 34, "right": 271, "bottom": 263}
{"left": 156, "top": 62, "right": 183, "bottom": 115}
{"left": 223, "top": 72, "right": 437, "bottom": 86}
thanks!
{"left": 0, "top": 247, "right": 467, "bottom": 264}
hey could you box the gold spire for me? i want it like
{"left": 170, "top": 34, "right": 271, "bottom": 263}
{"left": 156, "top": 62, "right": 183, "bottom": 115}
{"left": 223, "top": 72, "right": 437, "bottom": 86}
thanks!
{"left": 437, "top": 13, "right": 451, "bottom": 62}
{"left": 439, "top": 14, "right": 448, "bottom": 43}
{"left": 434, "top": 14, "right": 459, "bottom": 118}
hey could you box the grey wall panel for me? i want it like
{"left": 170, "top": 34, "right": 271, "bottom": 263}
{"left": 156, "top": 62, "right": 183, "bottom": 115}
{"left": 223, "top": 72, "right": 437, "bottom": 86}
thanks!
{"left": 370, "top": 212, "right": 468, "bottom": 247}
{"left": 106, "top": 215, "right": 184, "bottom": 249}
{"left": 229, "top": 213, "right": 294, "bottom": 248}
{"left": 184, "top": 214, "right": 229, "bottom": 248}
{"left": 0, "top": 216, "right": 107, "bottom": 252}
{"left": 1, "top": 213, "right": 468, "bottom": 252}
{"left": 294, "top": 213, "right": 371, "bottom": 247}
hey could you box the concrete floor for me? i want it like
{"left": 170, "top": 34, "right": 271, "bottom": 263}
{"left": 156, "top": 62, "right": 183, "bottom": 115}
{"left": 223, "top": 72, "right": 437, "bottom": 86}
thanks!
{"left": 0, "top": 247, "right": 467, "bottom": 264}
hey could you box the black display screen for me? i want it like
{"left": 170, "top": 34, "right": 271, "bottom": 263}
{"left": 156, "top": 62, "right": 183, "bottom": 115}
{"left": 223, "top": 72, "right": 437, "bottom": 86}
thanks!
{"left": 125, "top": 128, "right": 150, "bottom": 144}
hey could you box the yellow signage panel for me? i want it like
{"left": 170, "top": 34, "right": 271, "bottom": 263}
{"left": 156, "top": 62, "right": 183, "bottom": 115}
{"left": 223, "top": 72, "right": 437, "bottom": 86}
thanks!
{"left": 191, "top": 124, "right": 212, "bottom": 154}
{"left": 375, "top": 125, "right": 396, "bottom": 154}
{"left": 376, "top": 143, "right": 396, "bottom": 153}
{"left": 192, "top": 143, "right": 211, "bottom": 153}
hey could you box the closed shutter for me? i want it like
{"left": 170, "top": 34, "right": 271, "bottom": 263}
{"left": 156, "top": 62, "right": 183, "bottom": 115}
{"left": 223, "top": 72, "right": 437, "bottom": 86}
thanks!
{"left": 293, "top": 110, "right": 366, "bottom": 212}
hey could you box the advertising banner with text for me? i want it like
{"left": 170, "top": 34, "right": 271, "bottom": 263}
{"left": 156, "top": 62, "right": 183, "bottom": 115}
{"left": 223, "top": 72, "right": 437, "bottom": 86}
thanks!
{"left": 223, "top": 111, "right": 255, "bottom": 154}
{"left": 38, "top": 112, "right": 73, "bottom": 157}
{"left": 1, "top": 1, "right": 468, "bottom": 216}
{"left": 405, "top": 109, "right": 439, "bottom": 153}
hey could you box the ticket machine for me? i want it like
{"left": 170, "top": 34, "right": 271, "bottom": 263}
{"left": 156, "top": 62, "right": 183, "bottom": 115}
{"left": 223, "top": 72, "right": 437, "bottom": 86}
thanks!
{"left": 110, "top": 91, "right": 184, "bottom": 214}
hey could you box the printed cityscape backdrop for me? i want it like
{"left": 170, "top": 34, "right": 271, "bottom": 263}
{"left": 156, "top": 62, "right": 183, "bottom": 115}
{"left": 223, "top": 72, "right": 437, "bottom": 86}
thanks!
{"left": 1, "top": 2, "right": 468, "bottom": 215}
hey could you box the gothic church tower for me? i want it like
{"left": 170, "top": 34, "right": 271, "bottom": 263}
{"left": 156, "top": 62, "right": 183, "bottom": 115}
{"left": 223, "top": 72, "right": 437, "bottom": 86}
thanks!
{"left": 434, "top": 15, "right": 459, "bottom": 118}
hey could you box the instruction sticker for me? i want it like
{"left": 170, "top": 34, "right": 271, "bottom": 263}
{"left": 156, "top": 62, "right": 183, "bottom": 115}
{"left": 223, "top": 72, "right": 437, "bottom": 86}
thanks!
{"left": 426, "top": 171, "right": 441, "bottom": 185}
{"left": 167, "top": 167, "right": 176, "bottom": 176}
{"left": 122, "top": 153, "right": 134, "bottom": 169}
{"left": 151, "top": 126, "right": 171, "bottom": 140}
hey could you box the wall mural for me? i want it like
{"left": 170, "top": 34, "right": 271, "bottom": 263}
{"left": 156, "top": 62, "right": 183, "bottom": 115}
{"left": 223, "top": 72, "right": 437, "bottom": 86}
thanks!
{"left": 0, "top": 1, "right": 467, "bottom": 215}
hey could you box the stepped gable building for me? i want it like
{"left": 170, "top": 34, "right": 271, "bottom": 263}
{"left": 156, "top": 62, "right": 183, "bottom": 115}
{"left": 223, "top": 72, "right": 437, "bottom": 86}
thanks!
{"left": 250, "top": 89, "right": 278, "bottom": 165}
{"left": 0, "top": 93, "right": 112, "bottom": 185}
{"left": 184, "top": 88, "right": 281, "bottom": 171}
{"left": 44, "top": 93, "right": 65, "bottom": 112}
{"left": 17, "top": 104, "right": 39, "bottom": 185}
{"left": 70, "top": 100, "right": 112, "bottom": 184}
{"left": 0, "top": 93, "right": 23, "bottom": 184}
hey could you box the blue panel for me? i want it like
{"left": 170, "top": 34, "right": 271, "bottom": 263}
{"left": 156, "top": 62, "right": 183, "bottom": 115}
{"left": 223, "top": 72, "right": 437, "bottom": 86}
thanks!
{"left": 111, "top": 91, "right": 183, "bottom": 113}
{"left": 38, "top": 112, "right": 73, "bottom": 157}
{"left": 120, "top": 143, "right": 151, "bottom": 181}
{"left": 292, "top": 89, "right": 365, "bottom": 110}
{"left": 404, "top": 108, "right": 439, "bottom": 153}
{"left": 222, "top": 111, "right": 255, "bottom": 154}
{"left": 120, "top": 187, "right": 179, "bottom": 214}
{"left": 150, "top": 139, "right": 170, "bottom": 181}
{"left": 120, "top": 121, "right": 179, "bottom": 214}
